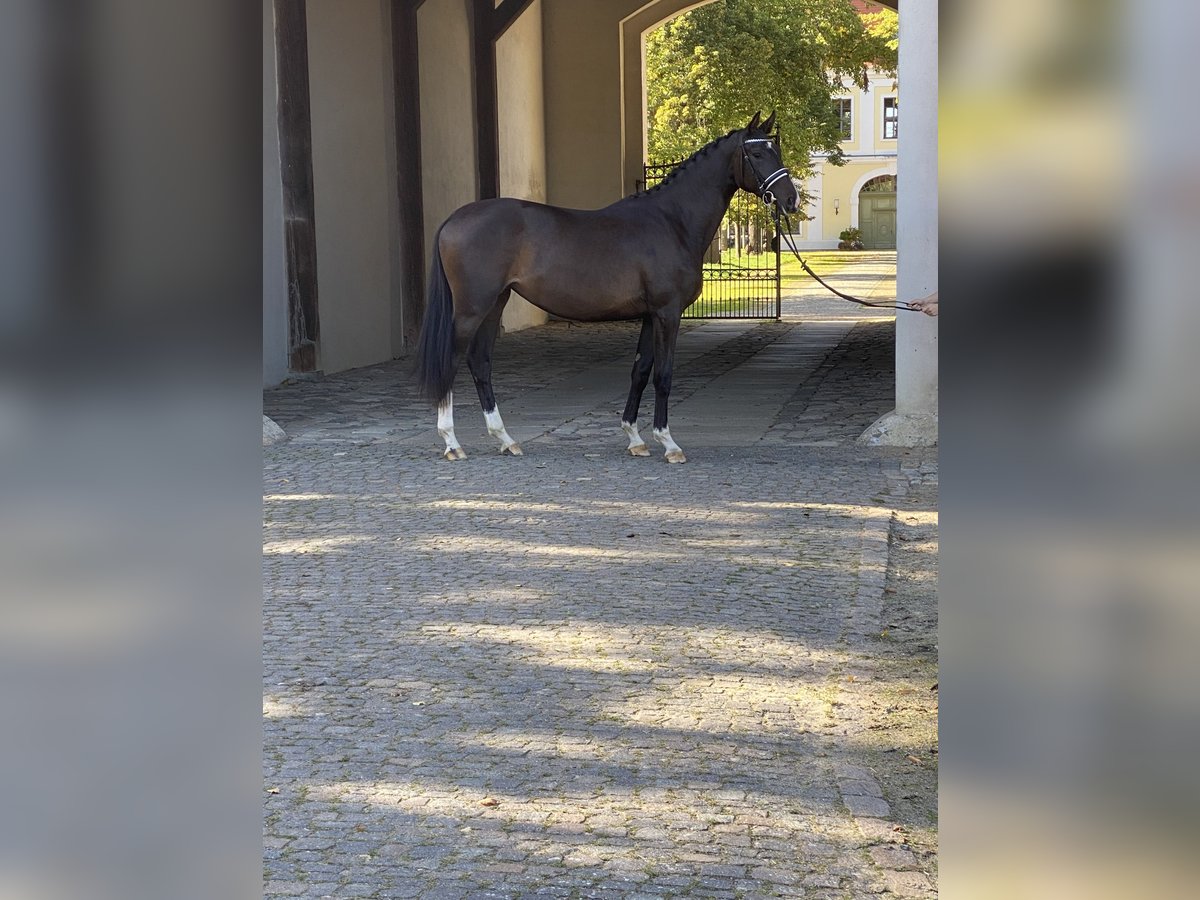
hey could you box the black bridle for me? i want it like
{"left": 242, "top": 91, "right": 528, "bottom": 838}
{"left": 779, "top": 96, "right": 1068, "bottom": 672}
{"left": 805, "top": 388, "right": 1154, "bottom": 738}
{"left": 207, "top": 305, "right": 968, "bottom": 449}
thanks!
{"left": 740, "top": 138, "right": 792, "bottom": 208}
{"left": 741, "top": 136, "right": 919, "bottom": 312}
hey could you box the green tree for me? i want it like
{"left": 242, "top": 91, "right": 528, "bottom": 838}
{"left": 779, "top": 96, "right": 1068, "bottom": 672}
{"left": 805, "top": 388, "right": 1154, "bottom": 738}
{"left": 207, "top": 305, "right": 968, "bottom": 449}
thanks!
{"left": 645, "top": 0, "right": 898, "bottom": 173}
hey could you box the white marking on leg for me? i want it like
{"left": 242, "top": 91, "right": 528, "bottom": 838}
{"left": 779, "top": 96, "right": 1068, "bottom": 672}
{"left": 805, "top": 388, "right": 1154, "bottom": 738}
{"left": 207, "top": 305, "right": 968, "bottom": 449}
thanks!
{"left": 437, "top": 393, "right": 465, "bottom": 459}
{"left": 484, "top": 405, "right": 522, "bottom": 455}
{"left": 653, "top": 426, "right": 687, "bottom": 464}
{"left": 621, "top": 420, "right": 650, "bottom": 456}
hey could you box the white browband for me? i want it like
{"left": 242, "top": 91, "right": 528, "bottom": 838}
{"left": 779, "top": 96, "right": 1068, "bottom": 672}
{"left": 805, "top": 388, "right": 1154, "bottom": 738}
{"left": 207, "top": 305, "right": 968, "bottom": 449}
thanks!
{"left": 762, "top": 168, "right": 789, "bottom": 192}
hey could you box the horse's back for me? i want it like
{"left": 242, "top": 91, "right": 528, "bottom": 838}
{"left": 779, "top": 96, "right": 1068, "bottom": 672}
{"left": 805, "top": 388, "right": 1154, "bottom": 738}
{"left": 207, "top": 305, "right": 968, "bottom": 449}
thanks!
{"left": 439, "top": 197, "right": 695, "bottom": 320}
{"left": 443, "top": 197, "right": 646, "bottom": 244}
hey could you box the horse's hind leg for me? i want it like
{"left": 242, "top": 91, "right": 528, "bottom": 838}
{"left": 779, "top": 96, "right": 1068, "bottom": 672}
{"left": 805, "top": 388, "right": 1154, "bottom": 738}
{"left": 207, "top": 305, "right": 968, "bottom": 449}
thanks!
{"left": 437, "top": 394, "right": 466, "bottom": 460}
{"left": 620, "top": 317, "right": 654, "bottom": 456}
{"left": 468, "top": 295, "right": 522, "bottom": 455}
{"left": 436, "top": 310, "right": 488, "bottom": 461}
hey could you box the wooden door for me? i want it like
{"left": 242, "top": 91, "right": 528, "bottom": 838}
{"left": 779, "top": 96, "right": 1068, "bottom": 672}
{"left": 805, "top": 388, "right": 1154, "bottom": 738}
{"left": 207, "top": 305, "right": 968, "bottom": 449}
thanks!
{"left": 859, "top": 193, "right": 897, "bottom": 249}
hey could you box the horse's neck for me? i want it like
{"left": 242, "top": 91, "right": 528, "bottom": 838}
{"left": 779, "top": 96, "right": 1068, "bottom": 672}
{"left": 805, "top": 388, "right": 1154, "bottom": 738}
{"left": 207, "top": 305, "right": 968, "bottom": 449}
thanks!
{"left": 654, "top": 144, "right": 740, "bottom": 257}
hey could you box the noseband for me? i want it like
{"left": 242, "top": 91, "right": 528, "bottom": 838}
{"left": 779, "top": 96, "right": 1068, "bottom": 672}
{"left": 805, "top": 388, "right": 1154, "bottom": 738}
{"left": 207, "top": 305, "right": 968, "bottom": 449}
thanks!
{"left": 741, "top": 138, "right": 790, "bottom": 207}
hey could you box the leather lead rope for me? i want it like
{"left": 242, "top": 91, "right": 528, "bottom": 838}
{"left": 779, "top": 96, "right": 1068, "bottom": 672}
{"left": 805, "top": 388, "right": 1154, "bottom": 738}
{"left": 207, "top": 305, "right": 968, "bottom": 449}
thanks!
{"left": 771, "top": 205, "right": 921, "bottom": 312}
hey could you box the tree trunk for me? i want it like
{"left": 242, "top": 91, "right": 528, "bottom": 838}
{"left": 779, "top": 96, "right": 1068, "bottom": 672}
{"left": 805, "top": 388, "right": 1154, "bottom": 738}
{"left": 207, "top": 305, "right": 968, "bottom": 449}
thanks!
{"left": 704, "top": 234, "right": 721, "bottom": 264}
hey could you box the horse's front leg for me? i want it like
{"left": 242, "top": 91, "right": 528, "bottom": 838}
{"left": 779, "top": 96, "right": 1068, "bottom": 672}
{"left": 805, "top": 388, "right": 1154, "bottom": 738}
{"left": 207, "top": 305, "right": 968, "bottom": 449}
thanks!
{"left": 650, "top": 312, "right": 686, "bottom": 464}
{"left": 620, "top": 317, "right": 654, "bottom": 456}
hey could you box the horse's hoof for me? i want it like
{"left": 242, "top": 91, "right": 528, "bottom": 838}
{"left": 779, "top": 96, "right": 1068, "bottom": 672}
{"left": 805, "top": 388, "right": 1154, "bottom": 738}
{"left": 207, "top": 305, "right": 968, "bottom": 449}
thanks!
{"left": 628, "top": 443, "right": 651, "bottom": 457}
{"left": 664, "top": 450, "right": 687, "bottom": 464}
{"left": 443, "top": 447, "right": 467, "bottom": 461}
{"left": 502, "top": 443, "right": 523, "bottom": 456}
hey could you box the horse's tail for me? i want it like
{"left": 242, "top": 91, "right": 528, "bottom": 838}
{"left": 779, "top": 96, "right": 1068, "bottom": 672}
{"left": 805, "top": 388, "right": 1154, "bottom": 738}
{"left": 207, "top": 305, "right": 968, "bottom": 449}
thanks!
{"left": 414, "top": 228, "right": 456, "bottom": 405}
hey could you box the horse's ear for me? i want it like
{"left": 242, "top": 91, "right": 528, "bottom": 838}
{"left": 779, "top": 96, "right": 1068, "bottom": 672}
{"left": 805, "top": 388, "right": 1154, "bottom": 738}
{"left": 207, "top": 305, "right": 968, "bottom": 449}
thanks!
{"left": 762, "top": 110, "right": 776, "bottom": 133}
{"left": 747, "top": 111, "right": 762, "bottom": 131}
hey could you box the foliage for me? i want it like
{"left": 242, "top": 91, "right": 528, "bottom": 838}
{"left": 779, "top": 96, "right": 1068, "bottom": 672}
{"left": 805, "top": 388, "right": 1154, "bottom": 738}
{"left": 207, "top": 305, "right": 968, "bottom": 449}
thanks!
{"left": 860, "top": 10, "right": 899, "bottom": 71}
{"left": 645, "top": 0, "right": 898, "bottom": 177}
{"left": 837, "top": 224, "right": 864, "bottom": 250}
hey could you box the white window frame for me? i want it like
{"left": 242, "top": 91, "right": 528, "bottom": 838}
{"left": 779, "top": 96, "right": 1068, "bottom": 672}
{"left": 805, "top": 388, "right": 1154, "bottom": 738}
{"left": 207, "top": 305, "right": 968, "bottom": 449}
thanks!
{"left": 882, "top": 96, "right": 898, "bottom": 140}
{"left": 833, "top": 97, "right": 853, "bottom": 141}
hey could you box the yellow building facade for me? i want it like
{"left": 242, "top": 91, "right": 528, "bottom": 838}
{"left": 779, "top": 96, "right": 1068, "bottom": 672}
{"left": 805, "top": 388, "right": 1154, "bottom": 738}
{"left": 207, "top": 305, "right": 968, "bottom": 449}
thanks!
{"left": 790, "top": 70, "right": 899, "bottom": 250}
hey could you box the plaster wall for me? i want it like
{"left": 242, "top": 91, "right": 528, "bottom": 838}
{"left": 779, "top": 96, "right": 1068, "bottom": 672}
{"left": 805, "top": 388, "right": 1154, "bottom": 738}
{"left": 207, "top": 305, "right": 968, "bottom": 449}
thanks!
{"left": 418, "top": 0, "right": 477, "bottom": 267}
{"left": 306, "top": 0, "right": 400, "bottom": 374}
{"left": 543, "top": 1, "right": 741, "bottom": 207}
{"left": 542, "top": 0, "right": 647, "bottom": 208}
{"left": 497, "top": 0, "right": 549, "bottom": 332}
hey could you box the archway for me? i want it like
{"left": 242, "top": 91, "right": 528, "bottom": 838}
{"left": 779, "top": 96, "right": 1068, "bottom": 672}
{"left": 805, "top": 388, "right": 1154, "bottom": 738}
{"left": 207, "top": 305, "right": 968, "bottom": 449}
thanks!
{"left": 848, "top": 165, "right": 897, "bottom": 227}
{"left": 620, "top": 0, "right": 722, "bottom": 196}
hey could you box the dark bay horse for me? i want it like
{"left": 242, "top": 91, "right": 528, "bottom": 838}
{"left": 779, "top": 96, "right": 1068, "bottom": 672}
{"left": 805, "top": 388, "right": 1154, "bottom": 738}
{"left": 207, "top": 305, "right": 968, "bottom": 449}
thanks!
{"left": 415, "top": 111, "right": 799, "bottom": 462}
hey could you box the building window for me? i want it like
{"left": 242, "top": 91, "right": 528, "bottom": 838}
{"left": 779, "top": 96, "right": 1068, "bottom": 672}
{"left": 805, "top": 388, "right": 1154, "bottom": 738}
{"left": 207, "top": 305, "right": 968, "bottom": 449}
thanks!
{"left": 883, "top": 96, "right": 898, "bottom": 140}
{"left": 860, "top": 175, "right": 896, "bottom": 193}
{"left": 833, "top": 98, "right": 853, "bottom": 140}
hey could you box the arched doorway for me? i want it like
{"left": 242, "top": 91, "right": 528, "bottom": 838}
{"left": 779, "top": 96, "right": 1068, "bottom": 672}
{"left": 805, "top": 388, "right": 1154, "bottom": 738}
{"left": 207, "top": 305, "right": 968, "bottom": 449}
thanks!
{"left": 619, "top": 0, "right": 722, "bottom": 196}
{"left": 857, "top": 174, "right": 897, "bottom": 249}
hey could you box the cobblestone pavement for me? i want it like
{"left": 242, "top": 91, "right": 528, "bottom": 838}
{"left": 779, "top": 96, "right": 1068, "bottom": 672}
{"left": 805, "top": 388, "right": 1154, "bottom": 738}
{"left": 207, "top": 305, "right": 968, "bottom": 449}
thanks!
{"left": 265, "top": 284, "right": 938, "bottom": 899}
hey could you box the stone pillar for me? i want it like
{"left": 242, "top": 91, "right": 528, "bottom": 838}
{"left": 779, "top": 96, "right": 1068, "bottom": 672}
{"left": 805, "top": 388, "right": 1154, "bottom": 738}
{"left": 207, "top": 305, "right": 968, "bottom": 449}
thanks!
{"left": 861, "top": 0, "right": 938, "bottom": 446}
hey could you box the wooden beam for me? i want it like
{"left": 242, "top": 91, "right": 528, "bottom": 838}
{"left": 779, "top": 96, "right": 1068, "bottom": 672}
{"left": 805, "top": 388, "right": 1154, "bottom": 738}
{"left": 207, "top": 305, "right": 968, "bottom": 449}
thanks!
{"left": 472, "top": 0, "right": 536, "bottom": 199}
{"left": 472, "top": 0, "right": 500, "bottom": 200}
{"left": 493, "top": 0, "right": 536, "bottom": 40}
{"left": 273, "top": 0, "right": 320, "bottom": 372}
{"left": 391, "top": 0, "right": 426, "bottom": 346}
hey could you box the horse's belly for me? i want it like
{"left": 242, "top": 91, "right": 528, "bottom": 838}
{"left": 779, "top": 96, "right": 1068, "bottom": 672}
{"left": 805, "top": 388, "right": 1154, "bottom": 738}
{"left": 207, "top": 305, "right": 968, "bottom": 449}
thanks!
{"left": 513, "top": 267, "right": 647, "bottom": 321}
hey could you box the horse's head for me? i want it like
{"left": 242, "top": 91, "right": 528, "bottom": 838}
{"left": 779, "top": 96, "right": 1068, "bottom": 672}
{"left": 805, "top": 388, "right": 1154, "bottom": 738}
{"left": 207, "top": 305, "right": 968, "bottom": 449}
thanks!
{"left": 735, "top": 111, "right": 800, "bottom": 215}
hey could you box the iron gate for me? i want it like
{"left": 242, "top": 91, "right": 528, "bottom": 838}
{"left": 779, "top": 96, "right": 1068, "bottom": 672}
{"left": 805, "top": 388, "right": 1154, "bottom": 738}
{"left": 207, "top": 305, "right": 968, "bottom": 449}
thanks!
{"left": 640, "top": 154, "right": 782, "bottom": 320}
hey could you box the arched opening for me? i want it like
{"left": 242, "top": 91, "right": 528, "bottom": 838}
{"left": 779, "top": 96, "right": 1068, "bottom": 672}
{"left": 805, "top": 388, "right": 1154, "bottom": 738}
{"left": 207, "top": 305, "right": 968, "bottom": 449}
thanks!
{"left": 619, "top": 0, "right": 722, "bottom": 196}
{"left": 634, "top": 0, "right": 795, "bottom": 318}
{"left": 856, "top": 173, "right": 897, "bottom": 249}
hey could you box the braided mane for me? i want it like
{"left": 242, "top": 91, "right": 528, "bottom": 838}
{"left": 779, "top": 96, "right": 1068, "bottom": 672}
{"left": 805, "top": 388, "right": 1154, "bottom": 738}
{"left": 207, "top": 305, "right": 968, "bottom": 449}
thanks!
{"left": 638, "top": 128, "right": 746, "bottom": 195}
